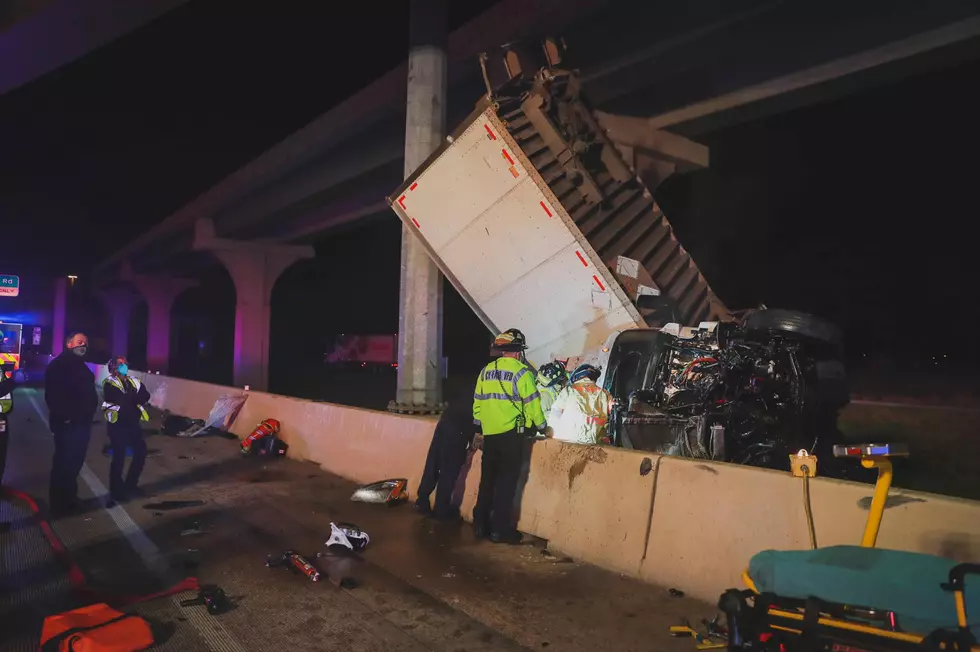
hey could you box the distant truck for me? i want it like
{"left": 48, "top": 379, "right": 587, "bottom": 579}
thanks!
{"left": 325, "top": 334, "right": 398, "bottom": 367}
{"left": 0, "top": 321, "right": 23, "bottom": 378}
{"left": 387, "top": 39, "right": 849, "bottom": 470}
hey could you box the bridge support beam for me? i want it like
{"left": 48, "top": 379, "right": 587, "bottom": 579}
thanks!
{"left": 121, "top": 262, "right": 197, "bottom": 374}
{"left": 96, "top": 288, "right": 142, "bottom": 359}
{"left": 391, "top": 0, "right": 448, "bottom": 414}
{"left": 51, "top": 277, "right": 68, "bottom": 357}
{"left": 193, "top": 218, "right": 313, "bottom": 391}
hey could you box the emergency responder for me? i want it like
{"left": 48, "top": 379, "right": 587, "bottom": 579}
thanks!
{"left": 472, "top": 328, "right": 546, "bottom": 544}
{"left": 0, "top": 367, "right": 16, "bottom": 484}
{"left": 549, "top": 364, "right": 614, "bottom": 445}
{"left": 415, "top": 381, "right": 477, "bottom": 521}
{"left": 45, "top": 331, "right": 98, "bottom": 515}
{"left": 536, "top": 361, "right": 568, "bottom": 415}
{"left": 101, "top": 356, "right": 151, "bottom": 502}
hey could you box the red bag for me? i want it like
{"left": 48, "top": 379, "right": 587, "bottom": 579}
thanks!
{"left": 40, "top": 603, "right": 154, "bottom": 652}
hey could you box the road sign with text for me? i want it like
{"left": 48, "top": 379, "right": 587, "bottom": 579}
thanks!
{"left": 0, "top": 275, "right": 19, "bottom": 297}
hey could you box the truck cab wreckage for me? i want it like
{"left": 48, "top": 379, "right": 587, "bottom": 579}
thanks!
{"left": 388, "top": 38, "right": 848, "bottom": 470}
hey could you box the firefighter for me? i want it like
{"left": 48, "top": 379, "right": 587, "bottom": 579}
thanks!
{"left": 45, "top": 331, "right": 99, "bottom": 515}
{"left": 549, "top": 363, "right": 614, "bottom": 445}
{"left": 536, "top": 361, "right": 568, "bottom": 415}
{"left": 0, "top": 368, "right": 16, "bottom": 485}
{"left": 472, "top": 328, "right": 546, "bottom": 544}
{"left": 414, "top": 381, "right": 477, "bottom": 521}
{"left": 101, "top": 356, "right": 151, "bottom": 502}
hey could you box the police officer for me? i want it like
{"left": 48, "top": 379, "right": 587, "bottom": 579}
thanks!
{"left": 101, "top": 356, "right": 151, "bottom": 502}
{"left": 45, "top": 331, "right": 98, "bottom": 514}
{"left": 0, "top": 367, "right": 16, "bottom": 484}
{"left": 472, "top": 328, "right": 546, "bottom": 544}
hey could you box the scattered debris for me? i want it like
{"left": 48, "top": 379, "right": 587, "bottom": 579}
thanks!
{"left": 179, "top": 585, "right": 230, "bottom": 615}
{"left": 325, "top": 522, "right": 370, "bottom": 552}
{"left": 143, "top": 500, "right": 205, "bottom": 511}
{"left": 101, "top": 444, "right": 161, "bottom": 458}
{"left": 267, "top": 551, "right": 321, "bottom": 582}
{"left": 180, "top": 521, "right": 204, "bottom": 537}
{"left": 240, "top": 419, "right": 288, "bottom": 458}
{"left": 171, "top": 394, "right": 248, "bottom": 438}
{"left": 669, "top": 588, "right": 685, "bottom": 598}
{"left": 351, "top": 478, "right": 408, "bottom": 505}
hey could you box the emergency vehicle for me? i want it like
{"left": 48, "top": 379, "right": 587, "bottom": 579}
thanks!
{"left": 0, "top": 321, "right": 23, "bottom": 378}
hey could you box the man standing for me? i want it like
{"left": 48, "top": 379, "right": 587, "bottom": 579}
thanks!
{"left": 472, "top": 328, "right": 546, "bottom": 544}
{"left": 45, "top": 331, "right": 98, "bottom": 514}
{"left": 549, "top": 364, "right": 614, "bottom": 445}
{"left": 414, "top": 381, "right": 476, "bottom": 521}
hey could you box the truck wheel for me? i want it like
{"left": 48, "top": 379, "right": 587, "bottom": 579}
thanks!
{"left": 742, "top": 309, "right": 841, "bottom": 346}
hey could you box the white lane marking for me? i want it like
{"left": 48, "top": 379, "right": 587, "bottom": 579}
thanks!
{"left": 25, "top": 391, "right": 247, "bottom": 652}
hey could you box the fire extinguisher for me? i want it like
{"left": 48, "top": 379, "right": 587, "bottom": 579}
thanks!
{"left": 241, "top": 419, "right": 281, "bottom": 454}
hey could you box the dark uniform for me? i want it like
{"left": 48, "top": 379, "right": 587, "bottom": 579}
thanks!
{"left": 44, "top": 350, "right": 98, "bottom": 512}
{"left": 101, "top": 374, "right": 151, "bottom": 500}
{"left": 415, "top": 391, "right": 475, "bottom": 520}
{"left": 0, "top": 374, "right": 15, "bottom": 484}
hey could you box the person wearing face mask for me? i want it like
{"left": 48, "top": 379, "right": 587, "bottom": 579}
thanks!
{"left": 44, "top": 331, "right": 99, "bottom": 515}
{"left": 101, "top": 356, "right": 151, "bottom": 503}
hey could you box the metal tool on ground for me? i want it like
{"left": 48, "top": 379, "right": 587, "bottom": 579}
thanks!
{"left": 267, "top": 551, "right": 321, "bottom": 582}
{"left": 179, "top": 585, "right": 230, "bottom": 615}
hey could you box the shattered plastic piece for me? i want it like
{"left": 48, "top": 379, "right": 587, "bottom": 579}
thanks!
{"left": 179, "top": 394, "right": 248, "bottom": 438}
{"left": 325, "top": 522, "right": 370, "bottom": 552}
{"left": 351, "top": 478, "right": 408, "bottom": 504}
{"left": 668, "top": 588, "right": 685, "bottom": 598}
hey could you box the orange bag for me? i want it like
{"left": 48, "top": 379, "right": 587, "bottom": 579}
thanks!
{"left": 40, "top": 603, "right": 154, "bottom": 652}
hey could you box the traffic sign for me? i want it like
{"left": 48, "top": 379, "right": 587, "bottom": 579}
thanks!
{"left": 0, "top": 275, "right": 19, "bottom": 297}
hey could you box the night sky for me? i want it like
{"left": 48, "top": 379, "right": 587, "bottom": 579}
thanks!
{"left": 2, "top": 1, "right": 979, "bottom": 382}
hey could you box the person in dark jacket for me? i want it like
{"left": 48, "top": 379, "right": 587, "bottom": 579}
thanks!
{"left": 44, "top": 331, "right": 99, "bottom": 514}
{"left": 415, "top": 382, "right": 478, "bottom": 521}
{"left": 101, "top": 356, "right": 151, "bottom": 502}
{"left": 0, "top": 369, "right": 16, "bottom": 485}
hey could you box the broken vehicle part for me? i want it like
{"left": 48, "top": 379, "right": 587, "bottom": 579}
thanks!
{"left": 179, "top": 585, "right": 229, "bottom": 615}
{"left": 351, "top": 479, "right": 408, "bottom": 505}
{"left": 606, "top": 310, "right": 848, "bottom": 470}
{"left": 178, "top": 394, "right": 248, "bottom": 438}
{"left": 325, "top": 522, "right": 370, "bottom": 552}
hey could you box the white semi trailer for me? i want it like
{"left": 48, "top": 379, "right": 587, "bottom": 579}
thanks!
{"left": 388, "top": 40, "right": 726, "bottom": 373}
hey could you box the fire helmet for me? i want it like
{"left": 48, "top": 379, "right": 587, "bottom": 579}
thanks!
{"left": 537, "top": 361, "right": 567, "bottom": 388}
{"left": 493, "top": 328, "right": 527, "bottom": 352}
{"left": 570, "top": 363, "right": 601, "bottom": 384}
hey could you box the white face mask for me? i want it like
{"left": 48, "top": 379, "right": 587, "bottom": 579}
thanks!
{"left": 72, "top": 345, "right": 88, "bottom": 357}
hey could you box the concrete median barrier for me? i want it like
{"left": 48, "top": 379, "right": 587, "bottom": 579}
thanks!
{"left": 100, "top": 369, "right": 980, "bottom": 602}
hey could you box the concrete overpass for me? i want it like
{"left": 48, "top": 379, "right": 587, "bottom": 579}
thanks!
{"left": 86, "top": 0, "right": 980, "bottom": 395}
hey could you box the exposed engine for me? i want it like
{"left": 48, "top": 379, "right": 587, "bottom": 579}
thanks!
{"left": 608, "top": 309, "right": 848, "bottom": 471}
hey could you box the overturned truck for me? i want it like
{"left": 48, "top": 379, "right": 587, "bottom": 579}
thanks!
{"left": 388, "top": 39, "right": 848, "bottom": 469}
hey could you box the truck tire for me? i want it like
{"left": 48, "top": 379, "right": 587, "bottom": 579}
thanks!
{"left": 742, "top": 309, "right": 841, "bottom": 346}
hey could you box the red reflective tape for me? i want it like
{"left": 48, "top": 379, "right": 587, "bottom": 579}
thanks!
{"left": 593, "top": 275, "right": 606, "bottom": 291}
{"left": 411, "top": 218, "right": 421, "bottom": 229}
{"left": 539, "top": 201, "right": 552, "bottom": 217}
{"left": 575, "top": 251, "right": 589, "bottom": 267}
{"left": 484, "top": 124, "right": 497, "bottom": 140}
{"left": 409, "top": 182, "right": 418, "bottom": 191}
{"left": 397, "top": 195, "right": 407, "bottom": 209}
{"left": 502, "top": 149, "right": 514, "bottom": 165}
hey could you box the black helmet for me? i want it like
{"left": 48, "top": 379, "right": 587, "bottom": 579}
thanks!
{"left": 537, "top": 361, "right": 567, "bottom": 388}
{"left": 570, "top": 363, "right": 601, "bottom": 384}
{"left": 493, "top": 328, "right": 527, "bottom": 352}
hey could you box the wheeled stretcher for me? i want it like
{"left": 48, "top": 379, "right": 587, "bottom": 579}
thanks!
{"left": 719, "top": 444, "right": 980, "bottom": 652}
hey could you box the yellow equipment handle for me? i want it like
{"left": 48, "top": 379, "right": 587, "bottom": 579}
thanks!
{"left": 860, "top": 456, "right": 893, "bottom": 547}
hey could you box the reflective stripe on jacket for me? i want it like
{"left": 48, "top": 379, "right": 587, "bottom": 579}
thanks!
{"left": 473, "top": 357, "right": 546, "bottom": 436}
{"left": 0, "top": 392, "right": 11, "bottom": 414}
{"left": 548, "top": 379, "right": 614, "bottom": 445}
{"left": 102, "top": 376, "right": 150, "bottom": 424}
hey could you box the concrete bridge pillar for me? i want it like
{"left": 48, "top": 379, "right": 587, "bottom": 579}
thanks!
{"left": 392, "top": 0, "right": 448, "bottom": 413}
{"left": 96, "top": 288, "right": 142, "bottom": 358}
{"left": 51, "top": 276, "right": 68, "bottom": 357}
{"left": 193, "top": 218, "right": 314, "bottom": 391}
{"left": 121, "top": 262, "right": 197, "bottom": 373}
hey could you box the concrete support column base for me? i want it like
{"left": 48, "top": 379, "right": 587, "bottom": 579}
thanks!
{"left": 96, "top": 288, "right": 142, "bottom": 359}
{"left": 51, "top": 277, "right": 68, "bottom": 357}
{"left": 193, "top": 218, "right": 314, "bottom": 392}
{"left": 121, "top": 262, "right": 198, "bottom": 373}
